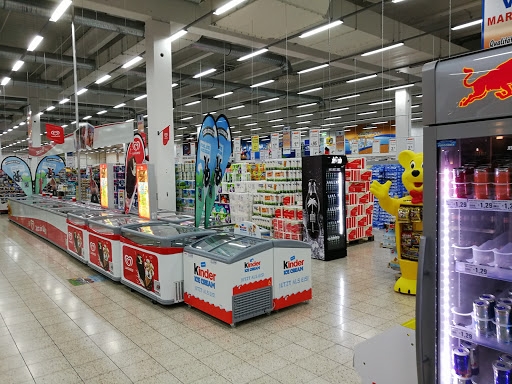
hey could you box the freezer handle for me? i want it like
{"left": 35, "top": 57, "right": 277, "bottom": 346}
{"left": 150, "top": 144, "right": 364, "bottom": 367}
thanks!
{"left": 416, "top": 235, "right": 428, "bottom": 383}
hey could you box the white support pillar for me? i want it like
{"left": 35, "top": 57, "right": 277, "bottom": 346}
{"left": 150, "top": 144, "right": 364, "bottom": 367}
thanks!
{"left": 395, "top": 89, "right": 412, "bottom": 155}
{"left": 146, "top": 19, "right": 175, "bottom": 210}
{"left": 27, "top": 98, "right": 41, "bottom": 147}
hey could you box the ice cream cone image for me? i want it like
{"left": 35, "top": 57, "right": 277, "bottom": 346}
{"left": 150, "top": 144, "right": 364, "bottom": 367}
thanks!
{"left": 144, "top": 259, "right": 154, "bottom": 291}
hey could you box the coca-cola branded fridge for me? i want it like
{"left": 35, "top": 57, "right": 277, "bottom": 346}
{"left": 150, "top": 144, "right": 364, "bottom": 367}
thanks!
{"left": 418, "top": 46, "right": 512, "bottom": 383}
{"left": 302, "top": 155, "right": 347, "bottom": 260}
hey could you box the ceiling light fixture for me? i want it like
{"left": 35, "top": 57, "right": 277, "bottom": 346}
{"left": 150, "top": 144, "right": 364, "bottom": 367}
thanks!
{"left": 97, "top": 110, "right": 108, "bottom": 115}
{"left": 126, "top": 119, "right": 134, "bottom": 123}
{"left": 346, "top": 74, "right": 377, "bottom": 83}
{"left": 1, "top": 77, "right": 11, "bottom": 86}
{"left": 259, "top": 97, "right": 279, "bottom": 103}
{"left": 238, "top": 48, "right": 268, "bottom": 61}
{"left": 416, "top": 94, "right": 423, "bottom": 98}
{"left": 193, "top": 68, "right": 216, "bottom": 78}
{"left": 27, "top": 35, "right": 44, "bottom": 51}
{"left": 181, "top": 117, "right": 193, "bottom": 121}
{"left": 62, "top": 124, "right": 68, "bottom": 128}
{"left": 12, "top": 60, "right": 24, "bottom": 71}
{"left": 296, "top": 121, "right": 310, "bottom": 124}
{"left": 337, "top": 94, "right": 360, "bottom": 101}
{"left": 268, "top": 118, "right": 283, "bottom": 122}
{"left": 50, "top": 0, "right": 72, "bottom": 22}
{"left": 362, "top": 42, "right": 404, "bottom": 56}
{"left": 169, "top": 29, "right": 187, "bottom": 43}
{"left": 264, "top": 109, "right": 281, "bottom": 114}
{"left": 172, "top": 83, "right": 178, "bottom": 87}
{"left": 19, "top": 122, "right": 25, "bottom": 126}
{"left": 363, "top": 126, "right": 376, "bottom": 130}
{"left": 299, "top": 20, "right": 343, "bottom": 38}
{"left": 297, "top": 103, "right": 317, "bottom": 108}
{"left": 385, "top": 83, "right": 415, "bottom": 91}
{"left": 113, "top": 103, "right": 126, "bottom": 109}
{"left": 358, "top": 111, "right": 378, "bottom": 115}
{"left": 321, "top": 123, "right": 335, "bottom": 127}
{"left": 83, "top": 116, "right": 92, "bottom": 120}
{"left": 245, "top": 123, "right": 257, "bottom": 126}
{"left": 251, "top": 127, "right": 262, "bottom": 131}
{"left": 76, "top": 88, "right": 88, "bottom": 95}
{"left": 122, "top": 56, "right": 143, "bottom": 69}
{"left": 452, "top": 19, "right": 482, "bottom": 30}
{"left": 232, "top": 130, "right": 242, "bottom": 134}
{"left": 297, "top": 87, "right": 322, "bottom": 95}
{"left": 298, "top": 64, "right": 329, "bottom": 74}
{"left": 228, "top": 105, "right": 245, "bottom": 110}
{"left": 251, "top": 79, "right": 274, "bottom": 88}
{"left": 238, "top": 115, "right": 252, "bottom": 119}
{"left": 46, "top": 106, "right": 55, "bottom": 111}
{"left": 411, "top": 117, "right": 422, "bottom": 121}
{"left": 95, "top": 74, "right": 111, "bottom": 84}
{"left": 330, "top": 107, "right": 349, "bottom": 113}
{"left": 214, "top": 91, "right": 233, "bottom": 98}
{"left": 177, "top": 127, "right": 187, "bottom": 130}
{"left": 59, "top": 98, "right": 70, "bottom": 104}
{"left": 272, "top": 124, "right": 284, "bottom": 128}
{"left": 185, "top": 100, "right": 201, "bottom": 106}
{"left": 297, "top": 113, "right": 313, "bottom": 118}
{"left": 373, "top": 121, "right": 388, "bottom": 124}
{"left": 369, "top": 100, "right": 392, "bottom": 105}
{"left": 213, "top": 0, "right": 248, "bottom": 15}
{"left": 325, "top": 116, "right": 342, "bottom": 120}
{"left": 411, "top": 104, "right": 420, "bottom": 108}
{"left": 134, "top": 94, "right": 147, "bottom": 101}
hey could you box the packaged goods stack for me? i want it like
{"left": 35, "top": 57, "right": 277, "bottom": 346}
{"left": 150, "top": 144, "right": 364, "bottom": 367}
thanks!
{"left": 371, "top": 164, "right": 407, "bottom": 229}
{"left": 175, "top": 162, "right": 195, "bottom": 214}
{"left": 79, "top": 169, "right": 91, "bottom": 201}
{"left": 345, "top": 158, "right": 374, "bottom": 241}
{"left": 225, "top": 164, "right": 253, "bottom": 223}
{"left": 0, "top": 170, "right": 26, "bottom": 210}
{"left": 212, "top": 172, "right": 231, "bottom": 225}
{"left": 113, "top": 165, "right": 125, "bottom": 210}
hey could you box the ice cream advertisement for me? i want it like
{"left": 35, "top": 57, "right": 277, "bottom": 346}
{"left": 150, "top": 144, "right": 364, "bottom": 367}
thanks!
{"left": 1, "top": 156, "right": 33, "bottom": 196}
{"left": 136, "top": 164, "right": 150, "bottom": 220}
{"left": 35, "top": 155, "right": 66, "bottom": 194}
{"left": 123, "top": 246, "right": 159, "bottom": 294}
{"left": 99, "top": 164, "right": 109, "bottom": 208}
{"left": 89, "top": 235, "right": 113, "bottom": 273}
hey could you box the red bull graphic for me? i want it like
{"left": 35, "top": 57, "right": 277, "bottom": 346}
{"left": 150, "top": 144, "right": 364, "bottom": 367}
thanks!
{"left": 459, "top": 58, "right": 512, "bottom": 107}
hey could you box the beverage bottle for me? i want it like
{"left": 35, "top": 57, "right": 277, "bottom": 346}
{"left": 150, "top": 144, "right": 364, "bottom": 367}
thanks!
{"left": 306, "top": 179, "right": 321, "bottom": 239}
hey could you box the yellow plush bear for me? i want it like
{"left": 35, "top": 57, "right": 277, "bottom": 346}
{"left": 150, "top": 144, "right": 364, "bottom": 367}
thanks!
{"left": 370, "top": 150, "right": 423, "bottom": 295}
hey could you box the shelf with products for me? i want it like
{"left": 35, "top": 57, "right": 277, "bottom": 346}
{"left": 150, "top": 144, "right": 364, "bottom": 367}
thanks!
{"left": 175, "top": 161, "right": 195, "bottom": 214}
{"left": 113, "top": 164, "right": 125, "bottom": 210}
{"left": 451, "top": 325, "right": 512, "bottom": 355}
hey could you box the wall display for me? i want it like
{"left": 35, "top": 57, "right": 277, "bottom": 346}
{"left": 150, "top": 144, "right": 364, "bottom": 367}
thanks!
{"left": 124, "top": 133, "right": 146, "bottom": 214}
{"left": 0, "top": 170, "right": 26, "bottom": 211}
{"left": 204, "top": 115, "right": 232, "bottom": 228}
{"left": 195, "top": 114, "right": 218, "bottom": 227}
{"left": 482, "top": 0, "right": 512, "bottom": 49}
{"left": 344, "top": 123, "right": 395, "bottom": 154}
{"left": 1, "top": 156, "right": 33, "bottom": 197}
{"left": 345, "top": 158, "right": 373, "bottom": 242}
{"left": 35, "top": 155, "right": 66, "bottom": 195}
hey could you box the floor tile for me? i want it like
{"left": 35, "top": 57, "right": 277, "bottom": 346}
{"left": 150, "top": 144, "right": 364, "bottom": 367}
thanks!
{"left": 220, "top": 362, "right": 265, "bottom": 384}
{"left": 295, "top": 354, "right": 340, "bottom": 376}
{"left": 137, "top": 371, "right": 181, "bottom": 384}
{"left": 269, "top": 364, "right": 318, "bottom": 384}
{"left": 120, "top": 357, "right": 165, "bottom": 382}
{"left": 171, "top": 360, "right": 214, "bottom": 384}
{"left": 22, "top": 345, "right": 63, "bottom": 365}
{"left": 27, "top": 356, "right": 72, "bottom": 378}
{"left": 0, "top": 354, "right": 27, "bottom": 373}
{"left": 273, "top": 343, "right": 314, "bottom": 362}
{"left": 34, "top": 368, "right": 83, "bottom": 384}
{"left": 247, "top": 352, "right": 291, "bottom": 374}
{"left": 74, "top": 357, "right": 118, "bottom": 381}
{"left": 84, "top": 369, "right": 131, "bottom": 384}
{"left": 0, "top": 366, "right": 35, "bottom": 384}
{"left": 109, "top": 347, "right": 150, "bottom": 368}
{"left": 200, "top": 350, "right": 243, "bottom": 372}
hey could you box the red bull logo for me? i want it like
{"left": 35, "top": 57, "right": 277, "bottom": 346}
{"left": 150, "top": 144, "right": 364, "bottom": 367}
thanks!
{"left": 459, "top": 58, "right": 512, "bottom": 107}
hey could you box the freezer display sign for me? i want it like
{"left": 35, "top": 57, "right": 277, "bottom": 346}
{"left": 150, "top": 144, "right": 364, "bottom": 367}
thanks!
{"left": 136, "top": 164, "right": 150, "bottom": 219}
{"left": 123, "top": 246, "right": 160, "bottom": 295}
{"left": 194, "top": 261, "right": 217, "bottom": 289}
{"left": 35, "top": 155, "right": 66, "bottom": 194}
{"left": 1, "top": 156, "right": 32, "bottom": 196}
{"left": 67, "top": 226, "right": 84, "bottom": 258}
{"left": 274, "top": 250, "right": 312, "bottom": 310}
{"left": 89, "top": 234, "right": 112, "bottom": 273}
{"left": 100, "top": 164, "right": 108, "bottom": 208}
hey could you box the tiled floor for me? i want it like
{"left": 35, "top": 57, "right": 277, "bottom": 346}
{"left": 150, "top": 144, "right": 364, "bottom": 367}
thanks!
{"left": 0, "top": 216, "right": 415, "bottom": 384}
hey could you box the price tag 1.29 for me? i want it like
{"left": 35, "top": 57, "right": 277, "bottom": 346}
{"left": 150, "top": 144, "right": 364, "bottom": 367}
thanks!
{"left": 446, "top": 199, "right": 468, "bottom": 209}
{"left": 468, "top": 199, "right": 494, "bottom": 210}
{"left": 451, "top": 327, "right": 474, "bottom": 341}
{"left": 464, "top": 263, "right": 488, "bottom": 277}
{"left": 494, "top": 201, "right": 512, "bottom": 211}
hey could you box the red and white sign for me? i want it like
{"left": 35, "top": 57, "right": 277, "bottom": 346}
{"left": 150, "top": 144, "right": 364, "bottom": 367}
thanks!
{"left": 68, "top": 226, "right": 85, "bottom": 258}
{"left": 162, "top": 126, "right": 170, "bottom": 146}
{"left": 122, "top": 246, "right": 159, "bottom": 294}
{"left": 46, "top": 124, "right": 64, "bottom": 144}
{"left": 89, "top": 234, "right": 113, "bottom": 273}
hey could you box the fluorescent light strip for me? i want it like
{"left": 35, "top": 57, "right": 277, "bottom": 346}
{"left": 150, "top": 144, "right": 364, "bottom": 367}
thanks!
{"left": 1, "top": 77, "right": 11, "bottom": 86}
{"left": 76, "top": 88, "right": 88, "bottom": 95}
{"left": 172, "top": 83, "right": 178, "bottom": 87}
{"left": 232, "top": 130, "right": 242, "bottom": 134}
{"left": 27, "top": 35, "right": 43, "bottom": 51}
{"left": 113, "top": 103, "right": 126, "bottom": 109}
{"left": 264, "top": 109, "right": 281, "bottom": 114}
{"left": 97, "top": 110, "right": 108, "bottom": 115}
{"left": 346, "top": 74, "right": 377, "bottom": 83}
{"left": 59, "top": 98, "right": 70, "bottom": 104}
{"left": 238, "top": 48, "right": 268, "bottom": 61}
{"left": 321, "top": 123, "right": 335, "bottom": 127}
{"left": 251, "top": 128, "right": 262, "bottom": 131}
{"left": 50, "top": 0, "right": 72, "bottom": 22}
{"left": 337, "top": 94, "right": 360, "bottom": 100}
{"left": 452, "top": 19, "right": 482, "bottom": 30}
{"left": 272, "top": 124, "right": 284, "bottom": 128}
{"left": 61, "top": 124, "right": 68, "bottom": 128}
{"left": 373, "top": 121, "right": 388, "bottom": 124}
{"left": 181, "top": 117, "right": 193, "bottom": 121}
{"left": 369, "top": 100, "right": 392, "bottom": 105}
{"left": 125, "top": 119, "right": 134, "bottom": 123}
{"left": 251, "top": 79, "right": 274, "bottom": 88}
{"left": 95, "top": 74, "right": 111, "bottom": 84}
{"left": 357, "top": 111, "right": 377, "bottom": 115}
{"left": 177, "top": 127, "right": 187, "bottom": 130}
{"left": 300, "top": 20, "right": 343, "bottom": 38}
{"left": 83, "top": 116, "right": 92, "bottom": 120}
{"left": 296, "top": 121, "right": 310, "bottom": 124}
{"left": 185, "top": 100, "right": 201, "bottom": 106}
{"left": 245, "top": 123, "right": 257, "bottom": 126}
{"left": 12, "top": 60, "right": 24, "bottom": 71}
{"left": 238, "top": 115, "right": 252, "bottom": 119}
{"left": 260, "top": 97, "right": 279, "bottom": 103}
{"left": 298, "top": 64, "right": 329, "bottom": 74}
{"left": 330, "top": 107, "right": 349, "bottom": 113}
{"left": 297, "top": 103, "right": 317, "bottom": 108}
{"left": 214, "top": 91, "right": 233, "bottom": 98}
{"left": 46, "top": 106, "right": 55, "bottom": 111}
{"left": 325, "top": 116, "right": 342, "bottom": 120}
{"left": 363, "top": 127, "right": 376, "bottom": 130}
{"left": 268, "top": 118, "right": 283, "bottom": 122}
{"left": 122, "top": 56, "right": 143, "bottom": 69}
{"left": 411, "top": 105, "right": 419, "bottom": 108}
{"left": 362, "top": 42, "right": 404, "bottom": 56}
{"left": 134, "top": 94, "right": 147, "bottom": 101}
{"left": 169, "top": 29, "right": 187, "bottom": 43}
{"left": 297, "top": 113, "right": 313, "bottom": 118}
{"left": 19, "top": 122, "right": 25, "bottom": 126}
{"left": 385, "top": 84, "right": 415, "bottom": 91}
{"left": 228, "top": 105, "right": 245, "bottom": 110}
{"left": 411, "top": 117, "right": 422, "bottom": 121}
{"left": 296, "top": 127, "right": 309, "bottom": 130}
{"left": 193, "top": 68, "right": 216, "bottom": 78}
{"left": 297, "top": 87, "right": 322, "bottom": 95}
{"left": 213, "top": 0, "right": 248, "bottom": 15}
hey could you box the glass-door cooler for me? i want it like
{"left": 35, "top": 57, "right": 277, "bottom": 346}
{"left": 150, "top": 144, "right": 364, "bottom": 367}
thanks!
{"left": 419, "top": 46, "right": 512, "bottom": 384}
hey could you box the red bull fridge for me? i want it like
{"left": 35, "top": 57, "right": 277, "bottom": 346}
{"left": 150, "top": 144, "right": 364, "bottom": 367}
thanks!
{"left": 86, "top": 215, "right": 152, "bottom": 281}
{"left": 120, "top": 222, "right": 216, "bottom": 304}
{"left": 418, "top": 46, "right": 512, "bottom": 383}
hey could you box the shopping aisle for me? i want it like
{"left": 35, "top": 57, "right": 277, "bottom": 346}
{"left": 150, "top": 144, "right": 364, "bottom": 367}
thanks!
{"left": 0, "top": 216, "right": 415, "bottom": 384}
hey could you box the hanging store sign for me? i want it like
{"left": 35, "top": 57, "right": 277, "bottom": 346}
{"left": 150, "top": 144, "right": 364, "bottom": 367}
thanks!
{"left": 292, "top": 131, "right": 301, "bottom": 149}
{"left": 46, "top": 124, "right": 64, "bottom": 144}
{"left": 482, "top": 0, "right": 512, "bottom": 49}
{"left": 271, "top": 133, "right": 280, "bottom": 159}
{"left": 251, "top": 135, "right": 260, "bottom": 152}
{"left": 283, "top": 127, "right": 291, "bottom": 155}
{"left": 335, "top": 130, "right": 345, "bottom": 155}
{"left": 309, "top": 129, "right": 320, "bottom": 156}
{"left": 162, "top": 126, "right": 170, "bottom": 146}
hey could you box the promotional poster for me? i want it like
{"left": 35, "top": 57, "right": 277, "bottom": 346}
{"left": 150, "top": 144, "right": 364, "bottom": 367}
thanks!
{"left": 136, "top": 164, "right": 150, "bottom": 220}
{"left": 1, "top": 156, "right": 33, "bottom": 196}
{"left": 125, "top": 134, "right": 146, "bottom": 215}
{"left": 195, "top": 114, "right": 218, "bottom": 227}
{"left": 301, "top": 156, "right": 324, "bottom": 260}
{"left": 99, "top": 164, "right": 108, "bottom": 208}
{"left": 67, "top": 226, "right": 84, "bottom": 259}
{"left": 34, "top": 155, "right": 66, "bottom": 195}
{"left": 123, "top": 246, "right": 159, "bottom": 294}
{"left": 89, "top": 235, "right": 113, "bottom": 273}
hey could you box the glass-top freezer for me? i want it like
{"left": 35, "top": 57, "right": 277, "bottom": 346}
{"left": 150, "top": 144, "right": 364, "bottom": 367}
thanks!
{"left": 89, "top": 215, "right": 152, "bottom": 236}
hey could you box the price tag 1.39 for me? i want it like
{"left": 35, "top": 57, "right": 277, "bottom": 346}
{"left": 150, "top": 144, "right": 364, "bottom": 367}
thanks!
{"left": 464, "top": 263, "right": 488, "bottom": 277}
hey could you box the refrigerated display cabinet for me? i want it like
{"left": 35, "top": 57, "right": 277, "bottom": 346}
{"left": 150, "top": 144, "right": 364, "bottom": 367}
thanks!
{"left": 418, "top": 46, "right": 512, "bottom": 383}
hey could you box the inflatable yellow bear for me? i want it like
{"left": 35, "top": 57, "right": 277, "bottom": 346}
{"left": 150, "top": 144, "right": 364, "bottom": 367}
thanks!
{"left": 370, "top": 150, "right": 423, "bottom": 295}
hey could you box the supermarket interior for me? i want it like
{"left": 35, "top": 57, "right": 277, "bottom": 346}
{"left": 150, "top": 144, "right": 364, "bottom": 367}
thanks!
{"left": 0, "top": 0, "right": 510, "bottom": 383}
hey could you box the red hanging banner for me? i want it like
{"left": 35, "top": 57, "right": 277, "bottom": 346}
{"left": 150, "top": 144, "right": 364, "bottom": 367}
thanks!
{"left": 45, "top": 123, "right": 64, "bottom": 144}
{"left": 162, "top": 126, "right": 170, "bottom": 146}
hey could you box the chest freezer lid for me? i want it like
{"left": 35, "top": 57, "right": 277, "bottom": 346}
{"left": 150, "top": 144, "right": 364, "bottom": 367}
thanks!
{"left": 121, "top": 222, "right": 216, "bottom": 248}
{"left": 67, "top": 210, "right": 114, "bottom": 226}
{"left": 185, "top": 234, "right": 273, "bottom": 263}
{"left": 272, "top": 240, "right": 311, "bottom": 249}
{"left": 88, "top": 215, "right": 152, "bottom": 235}
{"left": 158, "top": 212, "right": 194, "bottom": 223}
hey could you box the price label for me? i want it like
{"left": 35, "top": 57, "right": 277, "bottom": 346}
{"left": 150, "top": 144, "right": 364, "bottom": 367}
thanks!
{"left": 468, "top": 199, "right": 494, "bottom": 210}
{"left": 493, "top": 200, "right": 512, "bottom": 211}
{"left": 451, "top": 327, "right": 474, "bottom": 341}
{"left": 446, "top": 199, "right": 468, "bottom": 209}
{"left": 464, "top": 263, "right": 488, "bottom": 277}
